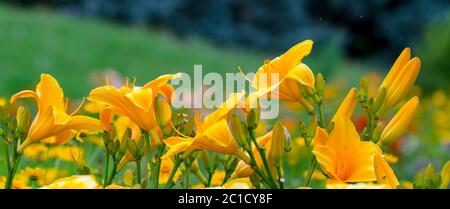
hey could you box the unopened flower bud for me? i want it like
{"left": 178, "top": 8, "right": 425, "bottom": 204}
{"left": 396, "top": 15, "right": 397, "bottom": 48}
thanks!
{"left": 230, "top": 115, "right": 249, "bottom": 151}
{"left": 373, "top": 87, "right": 387, "bottom": 114}
{"left": 372, "top": 122, "right": 384, "bottom": 142}
{"left": 269, "top": 122, "right": 287, "bottom": 163}
{"left": 359, "top": 77, "right": 369, "bottom": 99}
{"left": 247, "top": 102, "right": 260, "bottom": 130}
{"left": 306, "top": 117, "right": 318, "bottom": 139}
{"left": 154, "top": 97, "right": 172, "bottom": 135}
{"left": 16, "top": 106, "right": 31, "bottom": 135}
{"left": 440, "top": 161, "right": 450, "bottom": 189}
{"left": 315, "top": 73, "right": 326, "bottom": 98}
{"left": 378, "top": 97, "right": 419, "bottom": 146}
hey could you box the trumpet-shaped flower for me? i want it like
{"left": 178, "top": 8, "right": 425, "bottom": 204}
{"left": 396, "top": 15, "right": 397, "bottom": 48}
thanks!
{"left": 251, "top": 40, "right": 315, "bottom": 108}
{"left": 11, "top": 74, "right": 101, "bottom": 153}
{"left": 88, "top": 73, "right": 180, "bottom": 132}
{"left": 380, "top": 48, "right": 421, "bottom": 108}
{"left": 374, "top": 154, "right": 399, "bottom": 189}
{"left": 331, "top": 88, "right": 357, "bottom": 122}
{"left": 162, "top": 92, "right": 248, "bottom": 160}
{"left": 312, "top": 117, "right": 381, "bottom": 182}
{"left": 378, "top": 97, "right": 419, "bottom": 145}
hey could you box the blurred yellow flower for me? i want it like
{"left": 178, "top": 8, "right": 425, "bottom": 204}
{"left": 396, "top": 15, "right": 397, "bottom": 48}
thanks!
{"left": 312, "top": 117, "right": 381, "bottom": 183}
{"left": 431, "top": 90, "right": 447, "bottom": 107}
{"left": 11, "top": 74, "right": 101, "bottom": 153}
{"left": 22, "top": 143, "right": 85, "bottom": 163}
{"left": 16, "top": 167, "right": 68, "bottom": 187}
{"left": 40, "top": 175, "right": 99, "bottom": 189}
{"left": 326, "top": 181, "right": 387, "bottom": 189}
{"left": 221, "top": 178, "right": 253, "bottom": 189}
{"left": 0, "top": 176, "right": 30, "bottom": 189}
{"left": 105, "top": 184, "right": 137, "bottom": 189}
{"left": 302, "top": 170, "right": 326, "bottom": 181}
{"left": 123, "top": 169, "right": 134, "bottom": 186}
{"left": 401, "top": 181, "right": 414, "bottom": 189}
{"left": 149, "top": 158, "right": 182, "bottom": 185}
{"left": 0, "top": 97, "right": 6, "bottom": 107}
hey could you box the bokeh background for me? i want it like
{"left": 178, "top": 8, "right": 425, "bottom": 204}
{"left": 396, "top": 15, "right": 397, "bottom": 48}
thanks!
{"left": 0, "top": 0, "right": 449, "bottom": 188}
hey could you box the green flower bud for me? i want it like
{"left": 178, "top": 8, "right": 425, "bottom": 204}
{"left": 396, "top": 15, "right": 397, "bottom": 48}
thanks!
{"left": 306, "top": 116, "right": 318, "bottom": 139}
{"left": 359, "top": 77, "right": 369, "bottom": 99}
{"left": 315, "top": 73, "right": 326, "bottom": 98}
{"left": 372, "top": 122, "right": 384, "bottom": 142}
{"left": 154, "top": 96, "right": 172, "bottom": 135}
{"left": 230, "top": 115, "right": 249, "bottom": 151}
{"left": 373, "top": 87, "right": 387, "bottom": 113}
{"left": 247, "top": 101, "right": 260, "bottom": 130}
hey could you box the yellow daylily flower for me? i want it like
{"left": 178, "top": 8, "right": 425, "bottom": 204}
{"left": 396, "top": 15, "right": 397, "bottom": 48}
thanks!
{"left": 162, "top": 92, "right": 248, "bottom": 160}
{"left": 331, "top": 88, "right": 357, "bottom": 122}
{"left": 11, "top": 74, "right": 101, "bottom": 153}
{"left": 88, "top": 73, "right": 180, "bottom": 132}
{"left": 378, "top": 96, "right": 419, "bottom": 145}
{"left": 325, "top": 181, "right": 387, "bottom": 189}
{"left": 40, "top": 175, "right": 99, "bottom": 189}
{"left": 251, "top": 40, "right": 315, "bottom": 111}
{"left": 374, "top": 154, "right": 399, "bottom": 189}
{"left": 379, "top": 48, "right": 421, "bottom": 108}
{"left": 0, "top": 176, "right": 30, "bottom": 189}
{"left": 220, "top": 178, "right": 253, "bottom": 189}
{"left": 15, "top": 167, "right": 68, "bottom": 187}
{"left": 312, "top": 117, "right": 382, "bottom": 183}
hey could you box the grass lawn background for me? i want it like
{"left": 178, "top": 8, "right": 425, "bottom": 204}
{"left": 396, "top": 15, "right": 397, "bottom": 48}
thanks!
{"left": 0, "top": 5, "right": 269, "bottom": 98}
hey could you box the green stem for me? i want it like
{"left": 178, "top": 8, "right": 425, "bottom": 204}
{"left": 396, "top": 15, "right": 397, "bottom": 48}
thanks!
{"left": 136, "top": 159, "right": 141, "bottom": 185}
{"left": 276, "top": 165, "right": 284, "bottom": 189}
{"left": 304, "top": 156, "right": 317, "bottom": 187}
{"left": 3, "top": 142, "right": 11, "bottom": 173}
{"left": 2, "top": 123, "right": 10, "bottom": 173}
{"left": 206, "top": 169, "right": 214, "bottom": 187}
{"left": 304, "top": 100, "right": 324, "bottom": 187}
{"left": 246, "top": 145, "right": 277, "bottom": 188}
{"left": 317, "top": 102, "right": 325, "bottom": 127}
{"left": 164, "top": 157, "right": 183, "bottom": 189}
{"left": 31, "top": 179, "right": 37, "bottom": 189}
{"left": 106, "top": 158, "right": 118, "bottom": 186}
{"left": 194, "top": 169, "right": 208, "bottom": 186}
{"left": 153, "top": 144, "right": 166, "bottom": 189}
{"left": 143, "top": 131, "right": 154, "bottom": 188}
{"left": 249, "top": 130, "right": 278, "bottom": 188}
{"left": 184, "top": 164, "right": 190, "bottom": 189}
{"left": 5, "top": 154, "right": 22, "bottom": 189}
{"left": 103, "top": 152, "right": 110, "bottom": 188}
